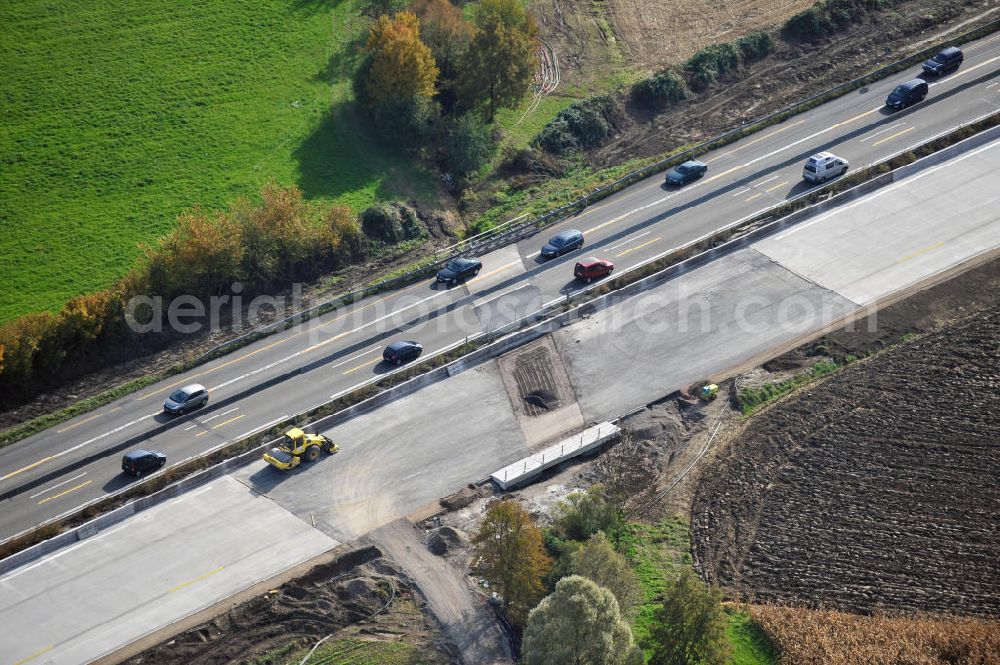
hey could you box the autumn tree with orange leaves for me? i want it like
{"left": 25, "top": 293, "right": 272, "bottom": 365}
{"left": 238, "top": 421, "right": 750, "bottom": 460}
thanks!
{"left": 473, "top": 500, "right": 553, "bottom": 627}
{"left": 363, "top": 12, "right": 439, "bottom": 105}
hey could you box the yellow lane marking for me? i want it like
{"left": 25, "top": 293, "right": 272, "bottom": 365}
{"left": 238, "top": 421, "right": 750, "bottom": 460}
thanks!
{"left": 38, "top": 480, "right": 92, "bottom": 505}
{"left": 872, "top": 126, "right": 916, "bottom": 147}
{"left": 168, "top": 566, "right": 224, "bottom": 593}
{"left": 700, "top": 164, "right": 745, "bottom": 186}
{"left": 13, "top": 645, "right": 54, "bottom": 665}
{"left": 56, "top": 412, "right": 103, "bottom": 433}
{"left": 195, "top": 413, "right": 246, "bottom": 437}
{"left": 719, "top": 119, "right": 806, "bottom": 157}
{"left": 615, "top": 237, "right": 661, "bottom": 258}
{"left": 746, "top": 193, "right": 763, "bottom": 201}
{"left": 966, "top": 33, "right": 1000, "bottom": 50}
{"left": 1, "top": 455, "right": 57, "bottom": 482}
{"left": 897, "top": 240, "right": 945, "bottom": 264}
{"left": 135, "top": 287, "right": 414, "bottom": 401}
{"left": 109, "top": 406, "right": 122, "bottom": 412}
{"left": 831, "top": 107, "right": 877, "bottom": 130}
{"left": 764, "top": 181, "right": 788, "bottom": 193}
{"left": 469, "top": 259, "right": 521, "bottom": 283}
{"left": 343, "top": 357, "right": 382, "bottom": 375}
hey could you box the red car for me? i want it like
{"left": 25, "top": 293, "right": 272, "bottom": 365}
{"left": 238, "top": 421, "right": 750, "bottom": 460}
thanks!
{"left": 574, "top": 257, "right": 614, "bottom": 283}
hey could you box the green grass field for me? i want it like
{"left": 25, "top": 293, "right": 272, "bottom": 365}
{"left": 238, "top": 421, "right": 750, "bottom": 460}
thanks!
{"left": 0, "top": 0, "right": 436, "bottom": 323}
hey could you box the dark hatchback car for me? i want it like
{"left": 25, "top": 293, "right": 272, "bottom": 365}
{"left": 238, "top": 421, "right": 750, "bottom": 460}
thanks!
{"left": 163, "top": 383, "right": 208, "bottom": 415}
{"left": 574, "top": 257, "right": 615, "bottom": 283}
{"left": 436, "top": 257, "right": 482, "bottom": 285}
{"left": 885, "top": 79, "right": 928, "bottom": 110}
{"left": 383, "top": 340, "right": 423, "bottom": 366}
{"left": 541, "top": 229, "right": 584, "bottom": 258}
{"left": 922, "top": 46, "right": 963, "bottom": 75}
{"left": 665, "top": 160, "right": 708, "bottom": 186}
{"left": 122, "top": 449, "right": 166, "bottom": 477}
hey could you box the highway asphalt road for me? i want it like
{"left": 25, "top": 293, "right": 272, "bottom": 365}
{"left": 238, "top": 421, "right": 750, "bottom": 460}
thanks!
{"left": 3, "top": 133, "right": 997, "bottom": 665}
{"left": 1, "top": 32, "right": 999, "bottom": 539}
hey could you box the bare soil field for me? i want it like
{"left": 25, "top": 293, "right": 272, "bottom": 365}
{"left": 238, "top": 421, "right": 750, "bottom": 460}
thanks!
{"left": 606, "top": 0, "right": 813, "bottom": 71}
{"left": 121, "top": 547, "right": 451, "bottom": 665}
{"left": 592, "top": 0, "right": 994, "bottom": 168}
{"left": 691, "top": 266, "right": 1000, "bottom": 616}
{"left": 748, "top": 604, "right": 1000, "bottom": 665}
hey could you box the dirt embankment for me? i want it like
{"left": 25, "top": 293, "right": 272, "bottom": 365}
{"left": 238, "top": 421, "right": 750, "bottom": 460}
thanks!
{"left": 122, "top": 547, "right": 451, "bottom": 665}
{"left": 690, "top": 260, "right": 1000, "bottom": 617}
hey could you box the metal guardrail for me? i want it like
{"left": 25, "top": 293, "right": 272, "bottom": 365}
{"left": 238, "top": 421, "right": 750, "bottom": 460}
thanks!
{"left": 191, "top": 18, "right": 998, "bottom": 366}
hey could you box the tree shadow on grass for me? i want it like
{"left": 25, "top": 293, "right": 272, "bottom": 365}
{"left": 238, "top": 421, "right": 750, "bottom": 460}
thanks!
{"left": 294, "top": 101, "right": 440, "bottom": 206}
{"left": 294, "top": 102, "right": 381, "bottom": 200}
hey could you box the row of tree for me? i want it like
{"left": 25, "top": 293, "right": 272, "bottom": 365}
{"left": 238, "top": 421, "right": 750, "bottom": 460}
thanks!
{"left": 0, "top": 186, "right": 422, "bottom": 407}
{"left": 356, "top": 0, "right": 539, "bottom": 179}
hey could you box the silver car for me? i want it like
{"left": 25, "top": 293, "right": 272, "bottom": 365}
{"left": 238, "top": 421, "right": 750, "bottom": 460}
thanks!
{"left": 163, "top": 383, "right": 209, "bottom": 415}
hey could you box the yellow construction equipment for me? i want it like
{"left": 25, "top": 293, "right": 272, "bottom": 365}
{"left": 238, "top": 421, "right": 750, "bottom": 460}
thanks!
{"left": 264, "top": 427, "right": 340, "bottom": 470}
{"left": 699, "top": 384, "right": 719, "bottom": 401}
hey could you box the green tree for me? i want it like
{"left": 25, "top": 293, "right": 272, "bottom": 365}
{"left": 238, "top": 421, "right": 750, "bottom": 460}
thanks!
{"left": 444, "top": 112, "right": 496, "bottom": 177}
{"left": 472, "top": 500, "right": 552, "bottom": 627}
{"left": 461, "top": 0, "right": 538, "bottom": 120}
{"left": 522, "top": 575, "right": 643, "bottom": 665}
{"left": 364, "top": 12, "right": 439, "bottom": 106}
{"left": 412, "top": 0, "right": 473, "bottom": 109}
{"left": 571, "top": 532, "right": 643, "bottom": 619}
{"left": 649, "top": 570, "right": 731, "bottom": 665}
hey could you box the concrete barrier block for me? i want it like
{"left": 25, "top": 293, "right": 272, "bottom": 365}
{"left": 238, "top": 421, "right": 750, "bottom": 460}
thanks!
{"left": 491, "top": 422, "right": 620, "bottom": 490}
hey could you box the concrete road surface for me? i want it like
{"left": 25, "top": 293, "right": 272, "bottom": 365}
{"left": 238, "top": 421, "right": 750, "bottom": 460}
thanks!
{"left": 0, "top": 477, "right": 337, "bottom": 665}
{"left": 2, "top": 32, "right": 998, "bottom": 539}
{"left": 2, "top": 135, "right": 996, "bottom": 665}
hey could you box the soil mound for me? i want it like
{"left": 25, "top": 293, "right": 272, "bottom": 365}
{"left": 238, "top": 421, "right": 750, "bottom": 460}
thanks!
{"left": 427, "top": 526, "right": 470, "bottom": 556}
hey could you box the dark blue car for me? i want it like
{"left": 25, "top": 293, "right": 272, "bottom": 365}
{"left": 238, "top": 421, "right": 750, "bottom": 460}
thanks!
{"left": 383, "top": 340, "right": 423, "bottom": 366}
{"left": 665, "top": 160, "right": 708, "bottom": 186}
{"left": 541, "top": 229, "right": 584, "bottom": 258}
{"left": 436, "top": 257, "right": 482, "bottom": 285}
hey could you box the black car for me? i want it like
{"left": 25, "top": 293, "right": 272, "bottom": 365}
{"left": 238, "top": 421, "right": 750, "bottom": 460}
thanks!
{"left": 665, "top": 160, "right": 708, "bottom": 186}
{"left": 541, "top": 229, "right": 584, "bottom": 258}
{"left": 383, "top": 340, "right": 423, "bottom": 366}
{"left": 885, "top": 79, "right": 928, "bottom": 110}
{"left": 122, "top": 449, "right": 166, "bottom": 477}
{"left": 922, "top": 46, "right": 963, "bottom": 75}
{"left": 436, "top": 258, "right": 482, "bottom": 285}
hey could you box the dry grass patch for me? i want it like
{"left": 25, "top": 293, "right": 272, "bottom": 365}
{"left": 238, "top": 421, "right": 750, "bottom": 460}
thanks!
{"left": 749, "top": 604, "right": 1000, "bottom": 665}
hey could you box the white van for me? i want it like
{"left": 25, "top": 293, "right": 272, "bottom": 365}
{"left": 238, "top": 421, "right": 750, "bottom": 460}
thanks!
{"left": 802, "top": 152, "right": 848, "bottom": 183}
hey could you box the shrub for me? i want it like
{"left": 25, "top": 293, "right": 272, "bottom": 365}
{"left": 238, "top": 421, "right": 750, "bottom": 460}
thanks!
{"left": 685, "top": 42, "right": 741, "bottom": 89}
{"left": 782, "top": 0, "right": 886, "bottom": 41}
{"left": 630, "top": 69, "right": 687, "bottom": 110}
{"left": 553, "top": 485, "right": 622, "bottom": 541}
{"left": 736, "top": 31, "right": 775, "bottom": 62}
{"left": 534, "top": 95, "right": 617, "bottom": 154}
{"left": 443, "top": 112, "right": 497, "bottom": 177}
{"left": 782, "top": 6, "right": 828, "bottom": 40}
{"left": 359, "top": 202, "right": 425, "bottom": 246}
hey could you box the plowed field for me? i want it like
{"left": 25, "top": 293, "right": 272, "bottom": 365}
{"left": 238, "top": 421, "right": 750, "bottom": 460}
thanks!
{"left": 691, "top": 307, "right": 1000, "bottom": 616}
